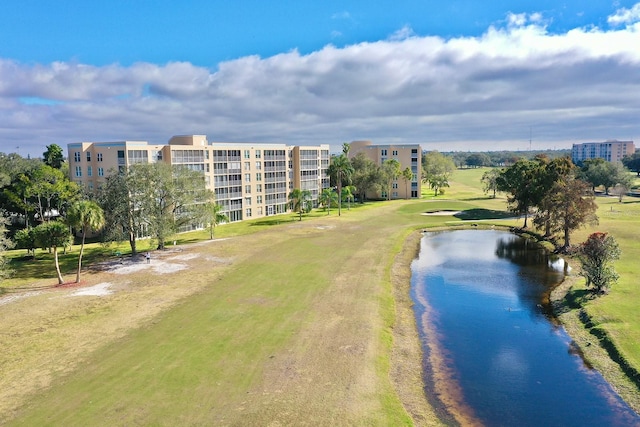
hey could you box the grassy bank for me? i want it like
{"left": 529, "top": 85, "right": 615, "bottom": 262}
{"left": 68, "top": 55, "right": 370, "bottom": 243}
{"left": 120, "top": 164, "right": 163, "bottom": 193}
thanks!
{"left": 1, "top": 168, "right": 639, "bottom": 425}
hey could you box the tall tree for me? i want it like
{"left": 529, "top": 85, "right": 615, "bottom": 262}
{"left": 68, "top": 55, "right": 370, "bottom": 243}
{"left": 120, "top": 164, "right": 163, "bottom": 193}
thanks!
{"left": 578, "top": 158, "right": 621, "bottom": 194}
{"left": 326, "top": 154, "right": 354, "bottom": 216}
{"left": 612, "top": 168, "right": 635, "bottom": 202}
{"left": 422, "top": 151, "right": 455, "bottom": 196}
{"left": 288, "top": 188, "right": 312, "bottom": 221}
{"left": 481, "top": 168, "right": 501, "bottom": 198}
{"left": 496, "top": 159, "right": 538, "bottom": 228}
{"left": 26, "top": 164, "right": 79, "bottom": 223}
{"left": 578, "top": 232, "right": 621, "bottom": 294}
{"left": 544, "top": 176, "right": 598, "bottom": 250}
{"left": 532, "top": 156, "right": 575, "bottom": 237}
{"left": 34, "top": 220, "right": 72, "bottom": 284}
{"left": 42, "top": 144, "right": 65, "bottom": 169}
{"left": 66, "top": 200, "right": 105, "bottom": 283}
{"left": 622, "top": 151, "right": 640, "bottom": 176}
{"left": 402, "top": 167, "right": 413, "bottom": 199}
{"left": 128, "top": 163, "right": 210, "bottom": 250}
{"left": 350, "top": 153, "right": 381, "bottom": 203}
{"left": 381, "top": 158, "right": 401, "bottom": 200}
{"left": 97, "top": 171, "right": 146, "bottom": 255}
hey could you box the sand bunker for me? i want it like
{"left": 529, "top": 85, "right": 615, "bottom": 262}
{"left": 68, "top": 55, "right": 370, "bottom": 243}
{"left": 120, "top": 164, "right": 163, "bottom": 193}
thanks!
{"left": 421, "top": 211, "right": 461, "bottom": 216}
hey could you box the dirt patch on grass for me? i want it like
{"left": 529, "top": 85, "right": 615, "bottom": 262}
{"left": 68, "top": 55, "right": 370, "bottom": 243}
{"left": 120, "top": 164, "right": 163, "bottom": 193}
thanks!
{"left": 0, "top": 244, "right": 232, "bottom": 422}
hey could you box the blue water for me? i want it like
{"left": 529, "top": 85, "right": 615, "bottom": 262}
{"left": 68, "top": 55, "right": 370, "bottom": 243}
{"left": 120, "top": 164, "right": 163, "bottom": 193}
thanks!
{"left": 411, "top": 230, "right": 640, "bottom": 427}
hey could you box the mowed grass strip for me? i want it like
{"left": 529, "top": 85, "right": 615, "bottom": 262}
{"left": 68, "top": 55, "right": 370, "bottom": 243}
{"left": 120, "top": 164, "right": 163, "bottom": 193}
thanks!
{"left": 7, "top": 203, "right": 431, "bottom": 426}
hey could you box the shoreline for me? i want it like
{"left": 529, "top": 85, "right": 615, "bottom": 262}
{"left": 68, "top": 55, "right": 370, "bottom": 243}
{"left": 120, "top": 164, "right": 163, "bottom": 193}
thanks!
{"left": 550, "top": 264, "right": 640, "bottom": 414}
{"left": 391, "top": 228, "right": 640, "bottom": 425}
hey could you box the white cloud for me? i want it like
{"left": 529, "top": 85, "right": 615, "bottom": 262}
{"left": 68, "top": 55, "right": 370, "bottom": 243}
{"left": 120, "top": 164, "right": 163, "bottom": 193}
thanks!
{"left": 608, "top": 2, "right": 640, "bottom": 26}
{"left": 2, "top": 14, "right": 640, "bottom": 157}
{"left": 389, "top": 25, "right": 416, "bottom": 41}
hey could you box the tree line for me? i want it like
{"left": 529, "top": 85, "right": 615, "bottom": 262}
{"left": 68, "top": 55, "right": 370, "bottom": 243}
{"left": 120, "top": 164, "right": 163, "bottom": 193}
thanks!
{"left": 0, "top": 145, "right": 225, "bottom": 285}
{"left": 484, "top": 154, "right": 629, "bottom": 294}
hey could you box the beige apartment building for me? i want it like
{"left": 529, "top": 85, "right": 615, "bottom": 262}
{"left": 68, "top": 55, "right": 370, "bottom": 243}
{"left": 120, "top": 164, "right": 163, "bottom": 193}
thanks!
{"left": 571, "top": 140, "right": 635, "bottom": 164}
{"left": 67, "top": 135, "right": 330, "bottom": 223}
{"left": 349, "top": 140, "right": 422, "bottom": 199}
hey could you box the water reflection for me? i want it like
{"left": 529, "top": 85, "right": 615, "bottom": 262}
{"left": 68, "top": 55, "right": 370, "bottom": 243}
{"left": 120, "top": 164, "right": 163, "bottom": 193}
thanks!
{"left": 412, "top": 230, "right": 640, "bottom": 427}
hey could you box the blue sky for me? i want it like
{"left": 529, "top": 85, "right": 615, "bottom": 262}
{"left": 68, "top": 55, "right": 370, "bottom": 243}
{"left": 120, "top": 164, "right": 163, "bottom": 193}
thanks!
{"left": 1, "top": 1, "right": 640, "bottom": 157}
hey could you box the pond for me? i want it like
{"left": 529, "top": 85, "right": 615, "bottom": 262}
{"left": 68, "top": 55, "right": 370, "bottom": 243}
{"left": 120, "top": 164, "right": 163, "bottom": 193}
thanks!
{"left": 411, "top": 229, "right": 640, "bottom": 426}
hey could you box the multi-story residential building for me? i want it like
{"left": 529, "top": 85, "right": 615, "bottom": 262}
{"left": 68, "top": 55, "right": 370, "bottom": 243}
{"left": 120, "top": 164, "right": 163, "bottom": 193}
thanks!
{"left": 571, "top": 140, "right": 635, "bottom": 164}
{"left": 348, "top": 140, "right": 422, "bottom": 199}
{"left": 67, "top": 135, "right": 330, "bottom": 223}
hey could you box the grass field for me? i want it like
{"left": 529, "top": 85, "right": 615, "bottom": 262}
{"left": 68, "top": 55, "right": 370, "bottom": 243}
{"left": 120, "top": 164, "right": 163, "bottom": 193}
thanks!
{"left": 1, "top": 168, "right": 639, "bottom": 425}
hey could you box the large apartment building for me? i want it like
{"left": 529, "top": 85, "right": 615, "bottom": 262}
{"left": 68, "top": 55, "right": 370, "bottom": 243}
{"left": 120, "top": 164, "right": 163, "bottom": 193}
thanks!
{"left": 571, "top": 140, "right": 635, "bottom": 164}
{"left": 67, "top": 135, "right": 330, "bottom": 223}
{"left": 348, "top": 140, "right": 422, "bottom": 199}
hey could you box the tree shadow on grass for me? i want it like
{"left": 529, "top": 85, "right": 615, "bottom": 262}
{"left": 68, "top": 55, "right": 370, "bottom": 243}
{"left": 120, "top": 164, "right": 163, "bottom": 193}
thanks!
{"left": 454, "top": 208, "right": 514, "bottom": 220}
{"left": 249, "top": 217, "right": 295, "bottom": 227}
{"left": 556, "top": 288, "right": 594, "bottom": 314}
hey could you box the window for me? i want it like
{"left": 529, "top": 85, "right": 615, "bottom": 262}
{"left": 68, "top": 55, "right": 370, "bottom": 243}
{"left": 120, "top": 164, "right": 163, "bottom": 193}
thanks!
{"left": 244, "top": 197, "right": 252, "bottom": 206}
{"left": 256, "top": 161, "right": 262, "bottom": 170}
{"left": 98, "top": 167, "right": 104, "bottom": 177}
{"left": 88, "top": 182, "right": 94, "bottom": 191}
{"left": 256, "top": 184, "right": 262, "bottom": 192}
{"left": 244, "top": 162, "right": 251, "bottom": 170}
{"left": 257, "top": 195, "right": 263, "bottom": 204}
{"left": 392, "top": 150, "right": 398, "bottom": 156}
{"left": 128, "top": 150, "right": 148, "bottom": 164}
{"left": 75, "top": 166, "right": 82, "bottom": 177}
{"left": 381, "top": 149, "right": 387, "bottom": 156}
{"left": 74, "top": 152, "right": 81, "bottom": 162}
{"left": 392, "top": 183, "right": 398, "bottom": 189}
{"left": 255, "top": 150, "right": 261, "bottom": 159}
{"left": 245, "top": 185, "right": 251, "bottom": 193}
{"left": 97, "top": 152, "right": 103, "bottom": 162}
{"left": 256, "top": 173, "right": 262, "bottom": 181}
{"left": 245, "top": 173, "right": 251, "bottom": 182}
{"left": 86, "top": 152, "right": 91, "bottom": 161}
{"left": 245, "top": 208, "right": 252, "bottom": 217}
{"left": 87, "top": 166, "right": 93, "bottom": 177}
{"left": 244, "top": 150, "right": 250, "bottom": 159}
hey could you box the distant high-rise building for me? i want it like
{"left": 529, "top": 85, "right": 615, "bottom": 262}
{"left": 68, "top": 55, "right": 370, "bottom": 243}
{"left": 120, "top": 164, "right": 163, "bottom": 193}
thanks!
{"left": 67, "top": 135, "right": 330, "bottom": 224}
{"left": 571, "top": 140, "right": 635, "bottom": 164}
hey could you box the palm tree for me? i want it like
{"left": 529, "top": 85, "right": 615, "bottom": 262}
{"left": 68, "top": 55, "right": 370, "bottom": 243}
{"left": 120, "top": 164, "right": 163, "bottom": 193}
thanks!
{"left": 203, "top": 197, "right": 228, "bottom": 239}
{"left": 402, "top": 167, "right": 413, "bottom": 199}
{"left": 67, "top": 200, "right": 105, "bottom": 283}
{"left": 319, "top": 188, "right": 338, "bottom": 215}
{"left": 326, "top": 154, "right": 354, "bottom": 216}
{"left": 342, "top": 185, "right": 356, "bottom": 210}
{"left": 289, "top": 188, "right": 312, "bottom": 221}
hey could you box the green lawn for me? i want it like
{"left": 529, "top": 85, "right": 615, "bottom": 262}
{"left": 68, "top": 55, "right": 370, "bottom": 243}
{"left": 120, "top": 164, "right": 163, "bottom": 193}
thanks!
{"left": 2, "top": 168, "right": 640, "bottom": 425}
